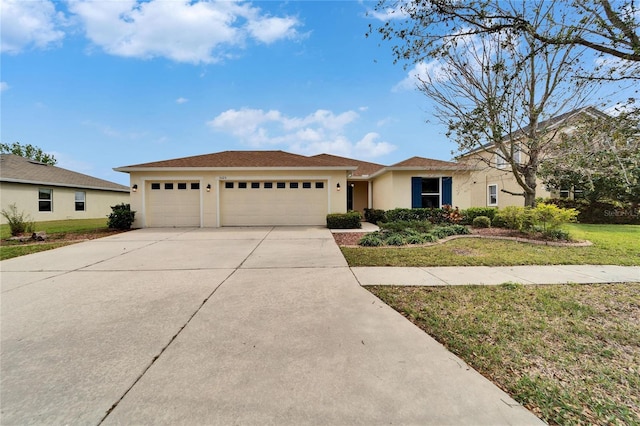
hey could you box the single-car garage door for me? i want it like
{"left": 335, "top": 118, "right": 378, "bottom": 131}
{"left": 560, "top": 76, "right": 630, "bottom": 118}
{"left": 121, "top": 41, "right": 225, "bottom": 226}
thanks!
{"left": 220, "top": 180, "right": 328, "bottom": 226}
{"left": 146, "top": 181, "right": 200, "bottom": 227}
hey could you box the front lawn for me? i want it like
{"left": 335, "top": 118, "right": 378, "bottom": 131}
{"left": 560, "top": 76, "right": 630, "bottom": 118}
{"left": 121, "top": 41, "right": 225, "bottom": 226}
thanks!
{"left": 368, "top": 283, "right": 640, "bottom": 425}
{"left": 341, "top": 224, "right": 640, "bottom": 266}
{"left": 1, "top": 218, "right": 123, "bottom": 260}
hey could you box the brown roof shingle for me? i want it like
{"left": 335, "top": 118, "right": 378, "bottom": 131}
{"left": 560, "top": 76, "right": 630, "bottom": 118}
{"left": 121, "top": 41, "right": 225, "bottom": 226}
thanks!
{"left": 117, "top": 150, "right": 355, "bottom": 169}
{"left": 0, "top": 154, "right": 129, "bottom": 192}
{"left": 311, "top": 153, "right": 385, "bottom": 177}
{"left": 390, "top": 156, "right": 470, "bottom": 170}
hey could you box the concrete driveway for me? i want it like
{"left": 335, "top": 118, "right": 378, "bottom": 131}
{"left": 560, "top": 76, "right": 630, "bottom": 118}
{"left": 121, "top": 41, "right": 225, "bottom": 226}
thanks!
{"left": 1, "top": 227, "right": 542, "bottom": 425}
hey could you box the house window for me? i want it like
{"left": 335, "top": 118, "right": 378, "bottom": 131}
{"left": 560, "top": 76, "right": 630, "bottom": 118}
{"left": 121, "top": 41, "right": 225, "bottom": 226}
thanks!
{"left": 421, "top": 178, "right": 440, "bottom": 208}
{"left": 151, "top": 183, "right": 161, "bottom": 190}
{"left": 38, "top": 188, "right": 52, "bottom": 212}
{"left": 302, "top": 182, "right": 312, "bottom": 189}
{"left": 75, "top": 191, "right": 86, "bottom": 211}
{"left": 559, "top": 187, "right": 570, "bottom": 198}
{"left": 488, "top": 185, "right": 498, "bottom": 206}
{"left": 177, "top": 183, "right": 187, "bottom": 190}
{"left": 225, "top": 182, "right": 234, "bottom": 189}
{"left": 251, "top": 182, "right": 260, "bottom": 189}
{"left": 573, "top": 187, "right": 584, "bottom": 199}
{"left": 290, "top": 182, "right": 299, "bottom": 189}
{"left": 264, "top": 182, "right": 273, "bottom": 189}
{"left": 315, "top": 182, "right": 324, "bottom": 189}
{"left": 191, "top": 183, "right": 200, "bottom": 190}
{"left": 496, "top": 153, "right": 507, "bottom": 169}
{"left": 238, "top": 182, "right": 247, "bottom": 189}
{"left": 164, "top": 183, "right": 174, "bottom": 190}
{"left": 277, "top": 182, "right": 286, "bottom": 189}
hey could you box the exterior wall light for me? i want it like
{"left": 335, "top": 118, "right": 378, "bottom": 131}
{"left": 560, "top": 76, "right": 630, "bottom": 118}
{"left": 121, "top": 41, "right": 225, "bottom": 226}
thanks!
{"left": 336, "top": 183, "right": 341, "bottom": 191}
{"left": 206, "top": 184, "right": 211, "bottom": 192}
{"left": 132, "top": 184, "right": 138, "bottom": 192}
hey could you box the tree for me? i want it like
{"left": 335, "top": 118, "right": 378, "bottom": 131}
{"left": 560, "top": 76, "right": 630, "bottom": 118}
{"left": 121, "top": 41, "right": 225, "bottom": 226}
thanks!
{"left": 369, "top": 0, "right": 639, "bottom": 80}
{"left": 539, "top": 109, "right": 640, "bottom": 204}
{"left": 392, "top": 5, "right": 591, "bottom": 205}
{"left": 0, "top": 142, "right": 57, "bottom": 165}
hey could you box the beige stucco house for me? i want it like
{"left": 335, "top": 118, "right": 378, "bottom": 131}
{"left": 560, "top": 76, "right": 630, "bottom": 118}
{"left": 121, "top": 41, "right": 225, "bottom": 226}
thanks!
{"left": 115, "top": 150, "right": 474, "bottom": 228}
{"left": 457, "top": 107, "right": 607, "bottom": 208}
{"left": 0, "top": 154, "right": 130, "bottom": 225}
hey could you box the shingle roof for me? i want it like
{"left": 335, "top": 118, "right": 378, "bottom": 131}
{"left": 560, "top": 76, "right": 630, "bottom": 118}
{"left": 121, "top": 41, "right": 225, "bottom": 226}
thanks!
{"left": 311, "top": 153, "right": 385, "bottom": 177}
{"left": 0, "top": 154, "right": 129, "bottom": 192}
{"left": 116, "top": 150, "right": 356, "bottom": 170}
{"left": 390, "top": 156, "right": 472, "bottom": 170}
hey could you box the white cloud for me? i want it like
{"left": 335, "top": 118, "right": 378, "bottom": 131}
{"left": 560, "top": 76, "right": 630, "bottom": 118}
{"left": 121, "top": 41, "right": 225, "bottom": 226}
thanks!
{"left": 68, "top": 0, "right": 302, "bottom": 64}
{"left": 176, "top": 97, "right": 188, "bottom": 104}
{"left": 207, "top": 107, "right": 396, "bottom": 158}
{"left": 0, "top": 0, "right": 65, "bottom": 54}
{"left": 0, "top": 82, "right": 9, "bottom": 92}
{"left": 393, "top": 61, "right": 447, "bottom": 92}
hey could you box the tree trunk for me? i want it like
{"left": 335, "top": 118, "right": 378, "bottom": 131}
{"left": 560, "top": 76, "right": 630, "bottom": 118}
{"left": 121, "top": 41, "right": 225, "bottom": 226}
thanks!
{"left": 523, "top": 168, "right": 538, "bottom": 207}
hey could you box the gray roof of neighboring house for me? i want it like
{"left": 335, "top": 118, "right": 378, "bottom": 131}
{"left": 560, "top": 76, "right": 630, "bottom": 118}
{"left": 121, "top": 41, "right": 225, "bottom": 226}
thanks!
{"left": 459, "top": 106, "right": 609, "bottom": 156}
{"left": 0, "top": 154, "right": 130, "bottom": 192}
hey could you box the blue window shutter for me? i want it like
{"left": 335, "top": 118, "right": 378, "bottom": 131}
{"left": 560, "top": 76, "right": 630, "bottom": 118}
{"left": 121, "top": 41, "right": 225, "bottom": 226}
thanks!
{"left": 411, "top": 177, "right": 422, "bottom": 208}
{"left": 442, "top": 177, "right": 452, "bottom": 206}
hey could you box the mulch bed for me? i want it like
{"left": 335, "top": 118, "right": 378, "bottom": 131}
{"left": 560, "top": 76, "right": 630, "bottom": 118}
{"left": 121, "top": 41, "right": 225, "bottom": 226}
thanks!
{"left": 1, "top": 229, "right": 128, "bottom": 246}
{"left": 332, "top": 227, "right": 591, "bottom": 247}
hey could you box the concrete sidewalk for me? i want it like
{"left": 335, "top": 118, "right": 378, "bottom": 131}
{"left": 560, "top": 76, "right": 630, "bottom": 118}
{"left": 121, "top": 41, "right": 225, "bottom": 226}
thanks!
{"left": 352, "top": 264, "right": 640, "bottom": 286}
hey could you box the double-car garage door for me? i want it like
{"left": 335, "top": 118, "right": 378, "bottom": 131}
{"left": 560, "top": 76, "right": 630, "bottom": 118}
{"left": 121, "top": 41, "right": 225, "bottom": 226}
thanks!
{"left": 220, "top": 180, "right": 328, "bottom": 226}
{"left": 145, "top": 179, "right": 328, "bottom": 227}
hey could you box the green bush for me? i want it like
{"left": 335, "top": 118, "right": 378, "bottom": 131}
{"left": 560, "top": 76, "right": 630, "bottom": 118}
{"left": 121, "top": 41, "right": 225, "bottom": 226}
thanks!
{"left": 107, "top": 203, "right": 136, "bottom": 230}
{"left": 472, "top": 216, "right": 491, "bottom": 228}
{"left": 1, "top": 203, "right": 35, "bottom": 236}
{"left": 385, "top": 234, "right": 406, "bottom": 246}
{"left": 380, "top": 220, "right": 433, "bottom": 234}
{"left": 492, "top": 214, "right": 508, "bottom": 228}
{"left": 359, "top": 232, "right": 384, "bottom": 246}
{"left": 326, "top": 211, "right": 362, "bottom": 229}
{"left": 462, "top": 207, "right": 497, "bottom": 224}
{"left": 542, "top": 229, "right": 571, "bottom": 241}
{"left": 493, "top": 206, "right": 534, "bottom": 231}
{"left": 363, "top": 208, "right": 387, "bottom": 224}
{"left": 385, "top": 206, "right": 462, "bottom": 225}
{"left": 541, "top": 199, "right": 636, "bottom": 224}
{"left": 429, "top": 224, "right": 470, "bottom": 239}
{"left": 531, "top": 203, "right": 578, "bottom": 232}
{"left": 405, "top": 234, "right": 427, "bottom": 244}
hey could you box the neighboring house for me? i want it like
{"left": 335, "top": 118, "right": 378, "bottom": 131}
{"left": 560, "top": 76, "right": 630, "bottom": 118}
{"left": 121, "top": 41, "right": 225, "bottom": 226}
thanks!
{"left": 114, "top": 150, "right": 474, "bottom": 228}
{"left": 0, "top": 154, "right": 130, "bottom": 224}
{"left": 457, "top": 106, "right": 608, "bottom": 208}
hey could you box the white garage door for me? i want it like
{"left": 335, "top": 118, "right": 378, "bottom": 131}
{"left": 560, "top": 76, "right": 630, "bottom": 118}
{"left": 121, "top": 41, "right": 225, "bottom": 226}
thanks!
{"left": 146, "top": 181, "right": 200, "bottom": 227}
{"left": 220, "top": 180, "right": 328, "bottom": 226}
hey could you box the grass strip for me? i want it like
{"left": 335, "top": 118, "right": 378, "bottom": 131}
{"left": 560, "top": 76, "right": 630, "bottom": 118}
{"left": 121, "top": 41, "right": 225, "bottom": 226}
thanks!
{"left": 367, "top": 283, "right": 640, "bottom": 425}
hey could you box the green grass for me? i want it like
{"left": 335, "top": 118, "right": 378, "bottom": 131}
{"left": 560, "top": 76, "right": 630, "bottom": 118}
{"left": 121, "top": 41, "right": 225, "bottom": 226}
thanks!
{"left": 368, "top": 283, "right": 640, "bottom": 425}
{"left": 341, "top": 224, "right": 640, "bottom": 266}
{"left": 1, "top": 218, "right": 113, "bottom": 260}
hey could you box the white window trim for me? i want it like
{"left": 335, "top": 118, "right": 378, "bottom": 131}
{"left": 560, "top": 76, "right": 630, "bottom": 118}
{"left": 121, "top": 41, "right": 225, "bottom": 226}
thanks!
{"left": 75, "top": 191, "right": 86, "bottom": 211}
{"left": 38, "top": 188, "right": 53, "bottom": 212}
{"left": 420, "top": 177, "right": 442, "bottom": 208}
{"left": 487, "top": 184, "right": 498, "bottom": 206}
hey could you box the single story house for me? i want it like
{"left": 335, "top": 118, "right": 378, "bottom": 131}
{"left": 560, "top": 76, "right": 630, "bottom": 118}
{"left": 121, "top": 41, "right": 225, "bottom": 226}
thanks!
{"left": 0, "top": 154, "right": 130, "bottom": 224}
{"left": 114, "top": 150, "right": 475, "bottom": 228}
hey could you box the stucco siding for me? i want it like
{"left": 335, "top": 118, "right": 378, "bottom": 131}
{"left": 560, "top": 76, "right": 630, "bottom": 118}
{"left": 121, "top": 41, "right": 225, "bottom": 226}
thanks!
{"left": 0, "top": 182, "right": 129, "bottom": 224}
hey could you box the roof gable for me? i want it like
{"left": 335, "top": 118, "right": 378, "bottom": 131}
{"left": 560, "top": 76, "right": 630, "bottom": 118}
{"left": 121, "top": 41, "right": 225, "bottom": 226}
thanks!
{"left": 389, "top": 156, "right": 471, "bottom": 170}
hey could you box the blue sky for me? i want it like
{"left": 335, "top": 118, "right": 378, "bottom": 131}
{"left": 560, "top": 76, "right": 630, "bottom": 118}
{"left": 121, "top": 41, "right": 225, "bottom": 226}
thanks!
{"left": 0, "top": 0, "right": 633, "bottom": 186}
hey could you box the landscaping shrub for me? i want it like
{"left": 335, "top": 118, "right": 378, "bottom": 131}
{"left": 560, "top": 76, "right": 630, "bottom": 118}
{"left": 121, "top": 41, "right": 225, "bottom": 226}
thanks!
{"left": 543, "top": 198, "right": 639, "bottom": 224}
{"left": 107, "top": 203, "right": 136, "bottom": 230}
{"left": 462, "top": 207, "right": 497, "bottom": 224}
{"left": 363, "top": 208, "right": 387, "bottom": 224}
{"left": 531, "top": 203, "right": 578, "bottom": 232}
{"left": 542, "top": 229, "right": 571, "bottom": 241}
{"left": 380, "top": 220, "right": 432, "bottom": 234}
{"left": 359, "top": 232, "right": 384, "bottom": 246}
{"left": 472, "top": 216, "right": 491, "bottom": 228}
{"left": 385, "top": 234, "right": 406, "bottom": 246}
{"left": 326, "top": 211, "right": 362, "bottom": 229}
{"left": 429, "top": 224, "right": 470, "bottom": 239}
{"left": 385, "top": 206, "right": 462, "bottom": 225}
{"left": 492, "top": 214, "right": 508, "bottom": 228}
{"left": 1, "top": 203, "right": 35, "bottom": 236}
{"left": 405, "top": 234, "right": 427, "bottom": 244}
{"left": 493, "top": 206, "right": 533, "bottom": 231}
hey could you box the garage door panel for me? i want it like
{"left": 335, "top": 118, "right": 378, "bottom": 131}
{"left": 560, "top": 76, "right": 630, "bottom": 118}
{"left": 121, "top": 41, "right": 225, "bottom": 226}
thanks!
{"left": 146, "top": 182, "right": 200, "bottom": 227}
{"left": 220, "top": 181, "right": 327, "bottom": 226}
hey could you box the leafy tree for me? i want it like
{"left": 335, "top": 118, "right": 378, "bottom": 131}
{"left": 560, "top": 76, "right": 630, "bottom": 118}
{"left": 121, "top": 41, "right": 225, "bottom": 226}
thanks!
{"left": 539, "top": 109, "right": 640, "bottom": 205}
{"left": 0, "top": 142, "right": 57, "bottom": 165}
